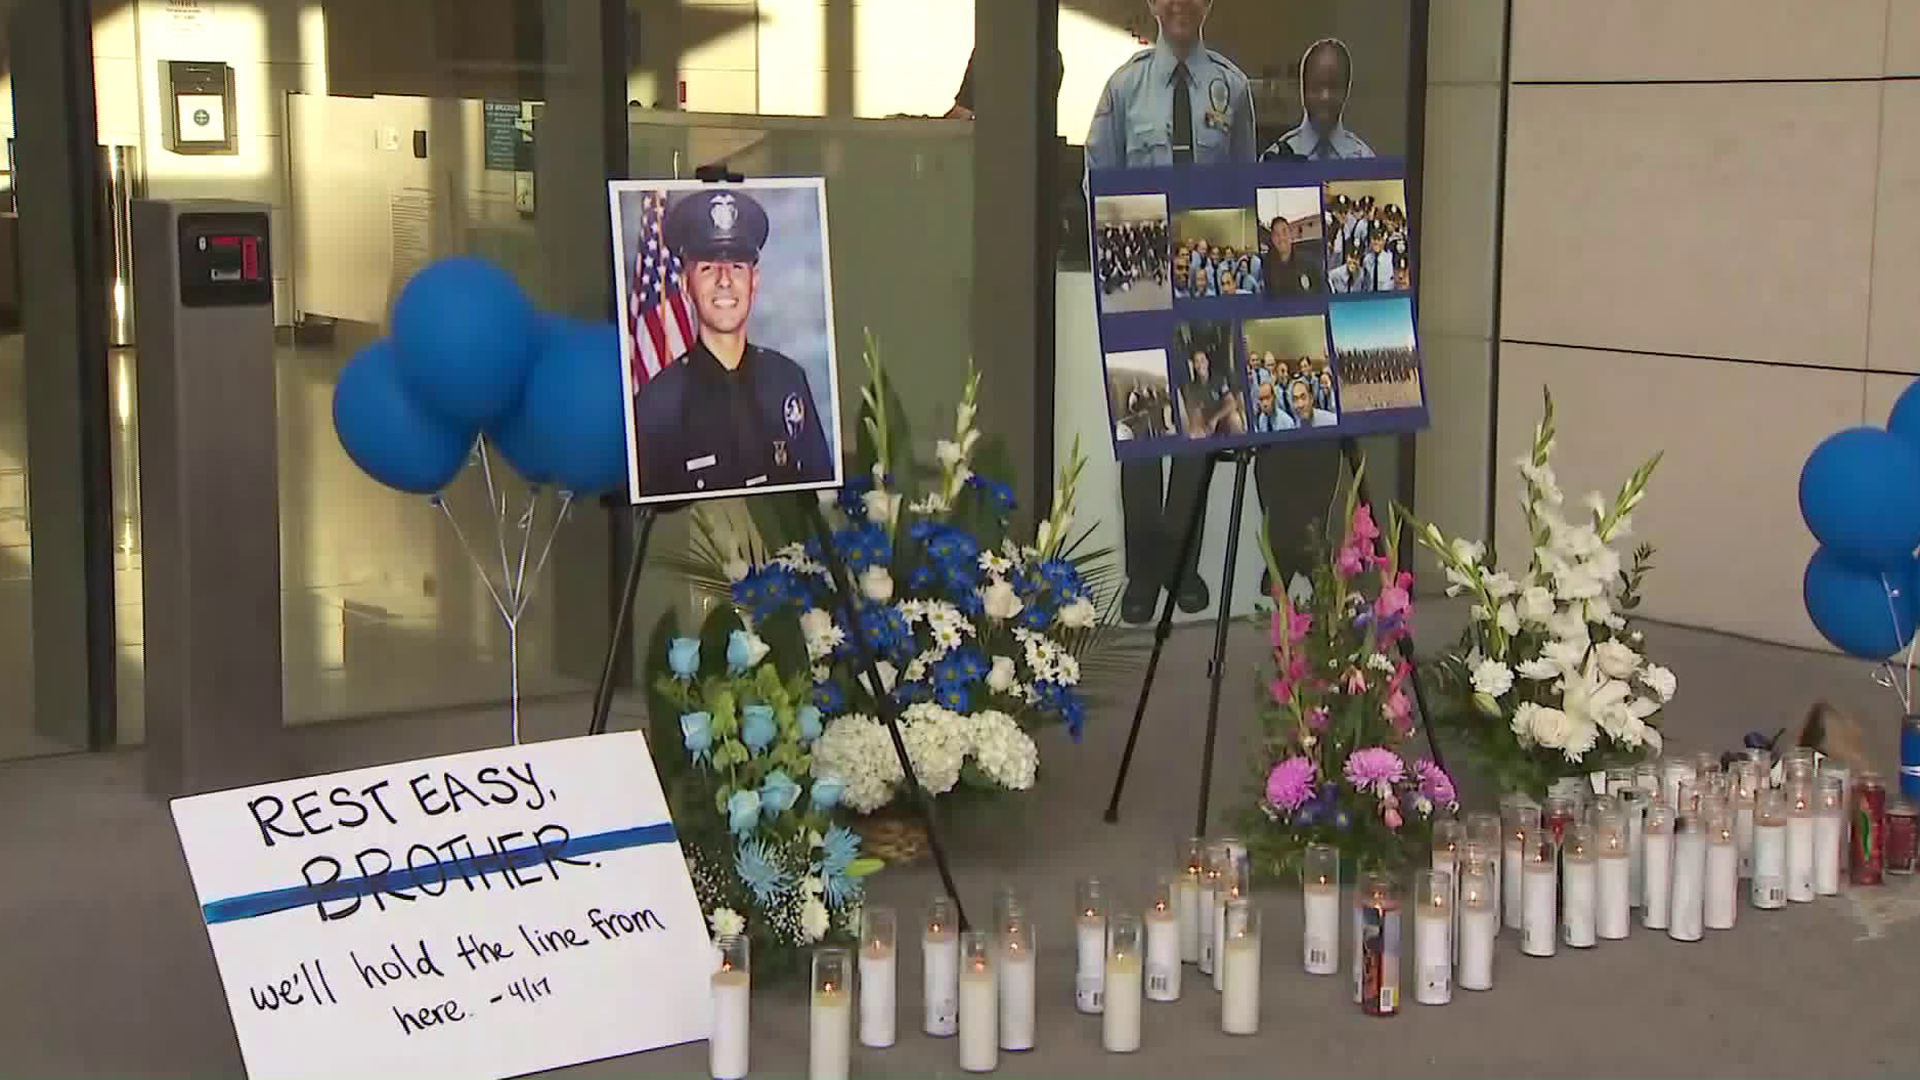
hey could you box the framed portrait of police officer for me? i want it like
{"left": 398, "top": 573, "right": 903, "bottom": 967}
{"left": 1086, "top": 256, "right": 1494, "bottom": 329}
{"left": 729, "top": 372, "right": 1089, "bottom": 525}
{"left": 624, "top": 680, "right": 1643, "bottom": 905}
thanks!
{"left": 608, "top": 177, "right": 845, "bottom": 505}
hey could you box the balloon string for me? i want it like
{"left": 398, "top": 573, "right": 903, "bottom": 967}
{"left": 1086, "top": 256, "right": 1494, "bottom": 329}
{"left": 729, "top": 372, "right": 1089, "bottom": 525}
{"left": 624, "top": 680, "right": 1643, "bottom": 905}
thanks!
{"left": 1881, "top": 573, "right": 1913, "bottom": 712}
{"left": 477, "top": 437, "right": 514, "bottom": 600}
{"left": 512, "top": 491, "right": 575, "bottom": 622}
{"left": 510, "top": 486, "right": 539, "bottom": 612}
{"left": 434, "top": 495, "right": 513, "bottom": 626}
{"left": 508, "top": 619, "right": 522, "bottom": 746}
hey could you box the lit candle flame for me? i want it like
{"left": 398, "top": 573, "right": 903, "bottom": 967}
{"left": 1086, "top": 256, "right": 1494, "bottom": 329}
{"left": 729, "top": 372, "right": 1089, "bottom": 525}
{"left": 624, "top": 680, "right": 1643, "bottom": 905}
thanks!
{"left": 1084, "top": 908, "right": 1097, "bottom": 919}
{"left": 721, "top": 960, "right": 734, "bottom": 972}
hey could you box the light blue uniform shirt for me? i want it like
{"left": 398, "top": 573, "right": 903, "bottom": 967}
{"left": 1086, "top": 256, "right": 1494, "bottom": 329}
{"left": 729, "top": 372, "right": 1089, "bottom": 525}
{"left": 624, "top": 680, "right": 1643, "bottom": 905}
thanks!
{"left": 1265, "top": 119, "right": 1376, "bottom": 161}
{"left": 1086, "top": 39, "right": 1257, "bottom": 170}
{"left": 1253, "top": 406, "right": 1296, "bottom": 433}
{"left": 1363, "top": 249, "right": 1396, "bottom": 292}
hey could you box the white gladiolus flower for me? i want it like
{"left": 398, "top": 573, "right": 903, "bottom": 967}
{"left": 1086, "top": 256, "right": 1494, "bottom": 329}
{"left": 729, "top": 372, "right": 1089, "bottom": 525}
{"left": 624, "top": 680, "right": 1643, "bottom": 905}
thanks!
{"left": 1518, "top": 460, "right": 1563, "bottom": 505}
{"left": 1470, "top": 604, "right": 1491, "bottom": 622}
{"left": 1641, "top": 664, "right": 1677, "bottom": 702}
{"left": 1483, "top": 571, "right": 1519, "bottom": 599}
{"left": 1471, "top": 658, "right": 1515, "bottom": 698}
{"left": 1287, "top": 573, "right": 1315, "bottom": 607}
{"left": 1056, "top": 596, "right": 1097, "bottom": 629}
{"left": 987, "top": 655, "right": 1018, "bottom": 692}
{"left": 1496, "top": 602, "right": 1521, "bottom": 635}
{"left": 1553, "top": 564, "right": 1604, "bottom": 600}
{"left": 1546, "top": 609, "right": 1590, "bottom": 646}
{"left": 860, "top": 565, "right": 896, "bottom": 603}
{"left": 1518, "top": 586, "right": 1555, "bottom": 624}
{"left": 863, "top": 488, "right": 902, "bottom": 526}
{"left": 981, "top": 579, "right": 1024, "bottom": 620}
{"left": 1594, "top": 639, "right": 1641, "bottom": 680}
{"left": 1541, "top": 638, "right": 1587, "bottom": 675}
{"left": 1452, "top": 538, "right": 1486, "bottom": 565}
{"left": 724, "top": 557, "right": 751, "bottom": 582}
{"left": 1584, "top": 491, "right": 1608, "bottom": 521}
{"left": 1583, "top": 595, "right": 1614, "bottom": 625}
{"left": 817, "top": 489, "right": 839, "bottom": 508}
{"left": 910, "top": 493, "right": 951, "bottom": 515}
{"left": 935, "top": 439, "right": 965, "bottom": 468}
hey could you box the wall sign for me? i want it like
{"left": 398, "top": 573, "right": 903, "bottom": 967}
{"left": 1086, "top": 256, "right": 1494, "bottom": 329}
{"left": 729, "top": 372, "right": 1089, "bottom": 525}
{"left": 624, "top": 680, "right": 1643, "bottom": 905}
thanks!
{"left": 172, "top": 732, "right": 711, "bottom": 1080}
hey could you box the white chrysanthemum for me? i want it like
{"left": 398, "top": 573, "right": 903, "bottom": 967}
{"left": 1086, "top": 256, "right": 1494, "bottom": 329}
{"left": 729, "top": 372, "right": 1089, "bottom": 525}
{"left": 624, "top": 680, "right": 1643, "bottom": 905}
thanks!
{"left": 1641, "top": 664, "right": 1677, "bottom": 703}
{"left": 904, "top": 655, "right": 929, "bottom": 684}
{"left": 1511, "top": 702, "right": 1542, "bottom": 745}
{"left": 708, "top": 907, "right": 746, "bottom": 938}
{"left": 1471, "top": 658, "right": 1514, "bottom": 698}
{"left": 896, "top": 599, "right": 929, "bottom": 625}
{"left": 966, "top": 710, "right": 1039, "bottom": 791}
{"left": 1594, "top": 639, "right": 1640, "bottom": 680}
{"left": 800, "top": 896, "right": 831, "bottom": 943}
{"left": 812, "top": 714, "right": 904, "bottom": 812}
{"left": 931, "top": 622, "right": 965, "bottom": 652}
{"left": 1561, "top": 719, "right": 1599, "bottom": 763}
{"left": 1517, "top": 656, "right": 1561, "bottom": 681}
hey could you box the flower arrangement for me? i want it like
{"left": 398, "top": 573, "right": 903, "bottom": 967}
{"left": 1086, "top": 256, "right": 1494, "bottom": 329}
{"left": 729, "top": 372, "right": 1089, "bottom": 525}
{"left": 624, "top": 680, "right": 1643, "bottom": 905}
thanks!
{"left": 648, "top": 620, "right": 880, "bottom": 973}
{"left": 1409, "top": 388, "right": 1672, "bottom": 799}
{"left": 1243, "top": 464, "right": 1456, "bottom": 879}
{"left": 668, "top": 338, "right": 1128, "bottom": 817}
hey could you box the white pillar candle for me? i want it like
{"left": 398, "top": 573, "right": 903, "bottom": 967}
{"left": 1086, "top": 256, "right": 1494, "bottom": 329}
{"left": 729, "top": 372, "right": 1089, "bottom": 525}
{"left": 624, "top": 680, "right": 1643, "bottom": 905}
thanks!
{"left": 1643, "top": 806, "right": 1674, "bottom": 930}
{"left": 1101, "top": 955, "right": 1142, "bottom": 1052}
{"left": 1176, "top": 875, "right": 1203, "bottom": 963}
{"left": 1597, "top": 852, "right": 1631, "bottom": 940}
{"left": 1075, "top": 915, "right": 1106, "bottom": 1013}
{"left": 1522, "top": 863, "right": 1556, "bottom": 957}
{"left": 1626, "top": 797, "right": 1647, "bottom": 907}
{"left": 924, "top": 925, "right": 960, "bottom": 1037}
{"left": 996, "top": 933, "right": 1035, "bottom": 1052}
{"left": 1458, "top": 906, "right": 1495, "bottom": 991}
{"left": 1787, "top": 812, "right": 1816, "bottom": 903}
{"left": 1219, "top": 900, "right": 1260, "bottom": 1035}
{"left": 1303, "top": 882, "right": 1340, "bottom": 975}
{"left": 1197, "top": 890, "right": 1216, "bottom": 976}
{"left": 1753, "top": 791, "right": 1788, "bottom": 909}
{"left": 1561, "top": 824, "right": 1597, "bottom": 949}
{"left": 1502, "top": 839, "right": 1525, "bottom": 931}
{"left": 1415, "top": 910, "right": 1450, "bottom": 1005}
{"left": 858, "top": 942, "right": 895, "bottom": 1049}
{"left": 1735, "top": 800, "right": 1756, "bottom": 879}
{"left": 1668, "top": 822, "right": 1706, "bottom": 942}
{"left": 1145, "top": 907, "right": 1182, "bottom": 1002}
{"left": 957, "top": 941, "right": 997, "bottom": 1074}
{"left": 809, "top": 984, "right": 851, "bottom": 1080}
{"left": 710, "top": 969, "right": 750, "bottom": 1080}
{"left": 1705, "top": 833, "right": 1738, "bottom": 930}
{"left": 1814, "top": 809, "right": 1844, "bottom": 897}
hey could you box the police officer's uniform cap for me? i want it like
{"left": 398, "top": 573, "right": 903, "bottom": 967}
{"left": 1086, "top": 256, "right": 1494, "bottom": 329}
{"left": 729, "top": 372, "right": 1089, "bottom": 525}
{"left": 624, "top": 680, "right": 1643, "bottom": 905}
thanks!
{"left": 665, "top": 188, "right": 771, "bottom": 263}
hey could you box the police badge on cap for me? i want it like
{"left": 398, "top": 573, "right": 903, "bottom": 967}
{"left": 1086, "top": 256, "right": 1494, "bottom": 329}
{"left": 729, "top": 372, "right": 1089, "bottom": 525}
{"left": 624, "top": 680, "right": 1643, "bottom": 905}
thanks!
{"left": 665, "top": 188, "right": 771, "bottom": 263}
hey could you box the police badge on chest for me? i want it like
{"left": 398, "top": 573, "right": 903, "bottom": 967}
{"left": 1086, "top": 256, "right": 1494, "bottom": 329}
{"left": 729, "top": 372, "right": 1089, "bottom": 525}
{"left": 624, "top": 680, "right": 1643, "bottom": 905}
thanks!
{"left": 1204, "top": 77, "right": 1230, "bottom": 131}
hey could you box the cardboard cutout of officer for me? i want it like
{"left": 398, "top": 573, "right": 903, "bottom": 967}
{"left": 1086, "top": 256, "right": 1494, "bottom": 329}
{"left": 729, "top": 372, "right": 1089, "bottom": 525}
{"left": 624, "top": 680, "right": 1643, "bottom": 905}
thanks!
{"left": 631, "top": 188, "right": 833, "bottom": 499}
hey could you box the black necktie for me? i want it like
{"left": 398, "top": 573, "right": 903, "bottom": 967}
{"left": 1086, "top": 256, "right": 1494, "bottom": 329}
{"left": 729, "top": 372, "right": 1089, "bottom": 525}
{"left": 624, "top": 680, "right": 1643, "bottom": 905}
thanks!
{"left": 1171, "top": 62, "right": 1193, "bottom": 164}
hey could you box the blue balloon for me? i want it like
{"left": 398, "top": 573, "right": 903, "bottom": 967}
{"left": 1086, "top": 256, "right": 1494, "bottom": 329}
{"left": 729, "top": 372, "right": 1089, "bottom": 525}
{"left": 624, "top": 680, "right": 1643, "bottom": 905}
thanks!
{"left": 1889, "top": 378, "right": 1920, "bottom": 451}
{"left": 391, "top": 257, "right": 537, "bottom": 429}
{"left": 1799, "top": 427, "right": 1920, "bottom": 568}
{"left": 492, "top": 319, "right": 630, "bottom": 496}
{"left": 1804, "top": 547, "right": 1918, "bottom": 659}
{"left": 332, "top": 340, "right": 474, "bottom": 495}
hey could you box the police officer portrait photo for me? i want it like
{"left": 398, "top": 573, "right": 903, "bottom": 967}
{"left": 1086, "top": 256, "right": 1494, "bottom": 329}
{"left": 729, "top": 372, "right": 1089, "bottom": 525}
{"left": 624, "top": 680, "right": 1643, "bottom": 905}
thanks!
{"left": 1255, "top": 185, "right": 1327, "bottom": 299}
{"left": 1323, "top": 179, "right": 1411, "bottom": 296}
{"left": 609, "top": 177, "right": 844, "bottom": 505}
{"left": 1171, "top": 321, "right": 1246, "bottom": 438}
{"left": 1329, "top": 296, "right": 1424, "bottom": 414}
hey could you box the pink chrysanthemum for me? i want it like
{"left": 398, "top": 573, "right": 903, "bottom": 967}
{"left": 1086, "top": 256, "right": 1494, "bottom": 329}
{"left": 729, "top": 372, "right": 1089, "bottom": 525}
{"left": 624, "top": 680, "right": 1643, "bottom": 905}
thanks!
{"left": 1265, "top": 757, "right": 1316, "bottom": 812}
{"left": 1415, "top": 758, "right": 1457, "bottom": 806}
{"left": 1344, "top": 747, "right": 1406, "bottom": 791}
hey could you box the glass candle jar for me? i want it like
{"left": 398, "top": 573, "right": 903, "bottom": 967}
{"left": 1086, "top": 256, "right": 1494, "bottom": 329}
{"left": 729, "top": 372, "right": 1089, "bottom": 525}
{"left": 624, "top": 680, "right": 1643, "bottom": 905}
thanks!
{"left": 1145, "top": 877, "right": 1181, "bottom": 1003}
{"left": 1606, "top": 766, "right": 1636, "bottom": 798}
{"left": 1668, "top": 811, "right": 1707, "bottom": 942}
{"left": 1786, "top": 778, "right": 1816, "bottom": 903}
{"left": 1354, "top": 873, "right": 1401, "bottom": 1016}
{"left": 1101, "top": 915, "right": 1143, "bottom": 1054}
{"left": 924, "top": 896, "right": 960, "bottom": 1037}
{"left": 1457, "top": 860, "right": 1495, "bottom": 992}
{"left": 711, "top": 934, "right": 751, "bottom": 1080}
{"left": 1662, "top": 759, "right": 1696, "bottom": 811}
{"left": 1413, "top": 868, "right": 1452, "bottom": 1006}
{"left": 1562, "top": 823, "right": 1597, "bottom": 948}
{"left": 997, "top": 911, "right": 1036, "bottom": 1051}
{"left": 957, "top": 932, "right": 997, "bottom": 1071}
{"left": 1852, "top": 772, "right": 1888, "bottom": 886}
{"left": 1704, "top": 797, "right": 1738, "bottom": 930}
{"left": 1432, "top": 819, "right": 1465, "bottom": 873}
{"left": 1501, "top": 798, "right": 1541, "bottom": 931}
{"left": 1635, "top": 761, "right": 1663, "bottom": 803}
{"left": 1521, "top": 825, "right": 1558, "bottom": 957}
{"left": 1595, "top": 808, "right": 1631, "bottom": 939}
{"left": 1220, "top": 899, "right": 1262, "bottom": 1035}
{"left": 1752, "top": 788, "right": 1787, "bottom": 909}
{"left": 1545, "top": 794, "right": 1579, "bottom": 844}
{"left": 1075, "top": 877, "right": 1108, "bottom": 1013}
{"left": 810, "top": 948, "right": 853, "bottom": 1080}
{"left": 859, "top": 907, "right": 898, "bottom": 1049}
{"left": 1176, "top": 837, "right": 1207, "bottom": 963}
{"left": 1814, "top": 775, "right": 1846, "bottom": 895}
{"left": 1302, "top": 842, "right": 1340, "bottom": 975}
{"left": 1885, "top": 799, "right": 1919, "bottom": 876}
{"left": 1643, "top": 803, "right": 1676, "bottom": 929}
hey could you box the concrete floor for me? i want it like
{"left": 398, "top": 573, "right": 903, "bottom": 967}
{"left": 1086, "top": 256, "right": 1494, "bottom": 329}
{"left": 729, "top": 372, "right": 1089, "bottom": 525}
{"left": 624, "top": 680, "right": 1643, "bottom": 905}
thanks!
{"left": 2, "top": 615, "right": 1918, "bottom": 1078}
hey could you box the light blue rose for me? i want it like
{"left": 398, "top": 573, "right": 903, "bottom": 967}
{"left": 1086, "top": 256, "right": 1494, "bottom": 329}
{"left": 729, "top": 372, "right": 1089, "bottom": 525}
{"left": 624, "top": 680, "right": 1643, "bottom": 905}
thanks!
{"left": 796, "top": 704, "right": 824, "bottom": 742}
{"left": 726, "top": 790, "right": 762, "bottom": 835}
{"left": 810, "top": 776, "right": 845, "bottom": 811}
{"left": 726, "top": 629, "right": 767, "bottom": 673}
{"left": 680, "top": 712, "right": 713, "bottom": 761}
{"left": 741, "top": 704, "right": 777, "bottom": 752}
{"left": 667, "top": 637, "right": 701, "bottom": 679}
{"left": 759, "top": 769, "right": 801, "bottom": 817}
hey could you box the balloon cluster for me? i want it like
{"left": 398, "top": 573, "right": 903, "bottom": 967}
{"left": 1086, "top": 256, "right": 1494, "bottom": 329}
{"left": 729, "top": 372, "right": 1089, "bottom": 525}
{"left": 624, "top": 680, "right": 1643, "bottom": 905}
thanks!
{"left": 1798, "top": 382, "right": 1920, "bottom": 658}
{"left": 332, "top": 256, "right": 629, "bottom": 497}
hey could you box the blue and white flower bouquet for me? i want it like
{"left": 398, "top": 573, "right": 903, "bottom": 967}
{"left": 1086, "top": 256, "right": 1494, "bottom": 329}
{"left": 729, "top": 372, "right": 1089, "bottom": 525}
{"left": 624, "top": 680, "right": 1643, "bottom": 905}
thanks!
{"left": 668, "top": 339, "right": 1130, "bottom": 816}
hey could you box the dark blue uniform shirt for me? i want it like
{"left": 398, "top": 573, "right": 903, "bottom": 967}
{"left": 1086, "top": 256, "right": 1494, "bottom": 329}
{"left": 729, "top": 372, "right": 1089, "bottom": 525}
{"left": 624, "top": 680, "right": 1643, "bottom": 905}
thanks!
{"left": 633, "top": 338, "right": 833, "bottom": 496}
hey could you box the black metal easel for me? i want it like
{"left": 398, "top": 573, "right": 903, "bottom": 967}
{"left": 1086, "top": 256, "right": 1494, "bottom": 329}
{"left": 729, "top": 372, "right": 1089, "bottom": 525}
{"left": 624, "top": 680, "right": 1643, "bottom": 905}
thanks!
{"left": 1103, "top": 438, "right": 1449, "bottom": 835}
{"left": 586, "top": 160, "right": 970, "bottom": 928}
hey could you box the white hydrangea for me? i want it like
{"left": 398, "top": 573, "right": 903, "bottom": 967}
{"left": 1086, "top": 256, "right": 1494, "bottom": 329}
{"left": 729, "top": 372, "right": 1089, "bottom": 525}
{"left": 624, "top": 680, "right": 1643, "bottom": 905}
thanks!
{"left": 708, "top": 907, "right": 746, "bottom": 939}
{"left": 811, "top": 715, "right": 904, "bottom": 812}
{"left": 899, "top": 703, "right": 970, "bottom": 795}
{"left": 966, "top": 710, "right": 1039, "bottom": 791}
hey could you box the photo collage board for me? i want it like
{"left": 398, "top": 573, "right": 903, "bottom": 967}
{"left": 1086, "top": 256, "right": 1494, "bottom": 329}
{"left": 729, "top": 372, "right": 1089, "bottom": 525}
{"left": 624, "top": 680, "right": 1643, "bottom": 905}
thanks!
{"left": 1089, "top": 156, "right": 1428, "bottom": 462}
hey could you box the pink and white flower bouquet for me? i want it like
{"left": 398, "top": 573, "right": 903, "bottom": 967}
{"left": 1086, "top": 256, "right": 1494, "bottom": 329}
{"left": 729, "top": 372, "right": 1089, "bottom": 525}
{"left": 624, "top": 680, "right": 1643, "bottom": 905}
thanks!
{"left": 1244, "top": 464, "right": 1456, "bottom": 879}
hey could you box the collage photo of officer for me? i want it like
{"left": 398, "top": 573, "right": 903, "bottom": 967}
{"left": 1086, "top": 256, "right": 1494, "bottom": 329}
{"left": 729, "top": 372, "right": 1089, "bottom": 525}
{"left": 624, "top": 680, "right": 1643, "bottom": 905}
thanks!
{"left": 1094, "top": 193, "right": 1173, "bottom": 314}
{"left": 1105, "top": 347, "right": 1179, "bottom": 445}
{"left": 610, "top": 178, "right": 844, "bottom": 506}
{"left": 1328, "top": 296, "right": 1425, "bottom": 414}
{"left": 1084, "top": 0, "right": 1419, "bottom": 623}
{"left": 1324, "top": 179, "right": 1412, "bottom": 295}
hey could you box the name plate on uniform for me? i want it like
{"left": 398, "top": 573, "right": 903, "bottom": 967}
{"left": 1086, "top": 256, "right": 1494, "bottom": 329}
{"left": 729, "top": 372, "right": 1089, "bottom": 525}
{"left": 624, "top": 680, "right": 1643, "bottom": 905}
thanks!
{"left": 171, "top": 732, "right": 711, "bottom": 1080}
{"left": 1088, "top": 158, "right": 1429, "bottom": 462}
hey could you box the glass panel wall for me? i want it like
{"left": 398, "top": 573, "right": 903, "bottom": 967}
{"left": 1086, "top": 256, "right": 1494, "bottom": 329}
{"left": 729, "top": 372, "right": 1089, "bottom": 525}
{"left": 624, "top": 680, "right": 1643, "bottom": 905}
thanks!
{"left": 1054, "top": 0, "right": 1425, "bottom": 626}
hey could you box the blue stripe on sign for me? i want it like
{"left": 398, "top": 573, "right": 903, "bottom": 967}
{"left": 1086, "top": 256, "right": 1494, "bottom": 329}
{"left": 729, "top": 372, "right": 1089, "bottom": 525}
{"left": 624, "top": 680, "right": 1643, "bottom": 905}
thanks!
{"left": 200, "top": 822, "right": 679, "bottom": 925}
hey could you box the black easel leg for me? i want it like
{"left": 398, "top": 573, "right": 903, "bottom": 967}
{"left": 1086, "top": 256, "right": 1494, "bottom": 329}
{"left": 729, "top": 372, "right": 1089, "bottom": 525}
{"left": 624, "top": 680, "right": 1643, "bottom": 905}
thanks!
{"left": 588, "top": 507, "right": 657, "bottom": 736}
{"left": 1104, "top": 453, "right": 1219, "bottom": 823}
{"left": 1339, "top": 438, "right": 1451, "bottom": 778}
{"left": 1194, "top": 451, "right": 1252, "bottom": 837}
{"left": 804, "top": 500, "right": 971, "bottom": 930}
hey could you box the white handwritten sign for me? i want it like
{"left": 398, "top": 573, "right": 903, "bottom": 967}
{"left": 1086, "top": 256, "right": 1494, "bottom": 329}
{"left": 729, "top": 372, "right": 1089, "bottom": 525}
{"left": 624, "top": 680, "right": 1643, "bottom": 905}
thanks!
{"left": 171, "top": 732, "right": 711, "bottom": 1080}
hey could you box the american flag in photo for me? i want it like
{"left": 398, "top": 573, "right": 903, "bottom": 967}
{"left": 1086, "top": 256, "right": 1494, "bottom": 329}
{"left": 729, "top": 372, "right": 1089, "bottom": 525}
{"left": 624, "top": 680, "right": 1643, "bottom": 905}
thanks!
{"left": 628, "top": 190, "right": 696, "bottom": 389}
